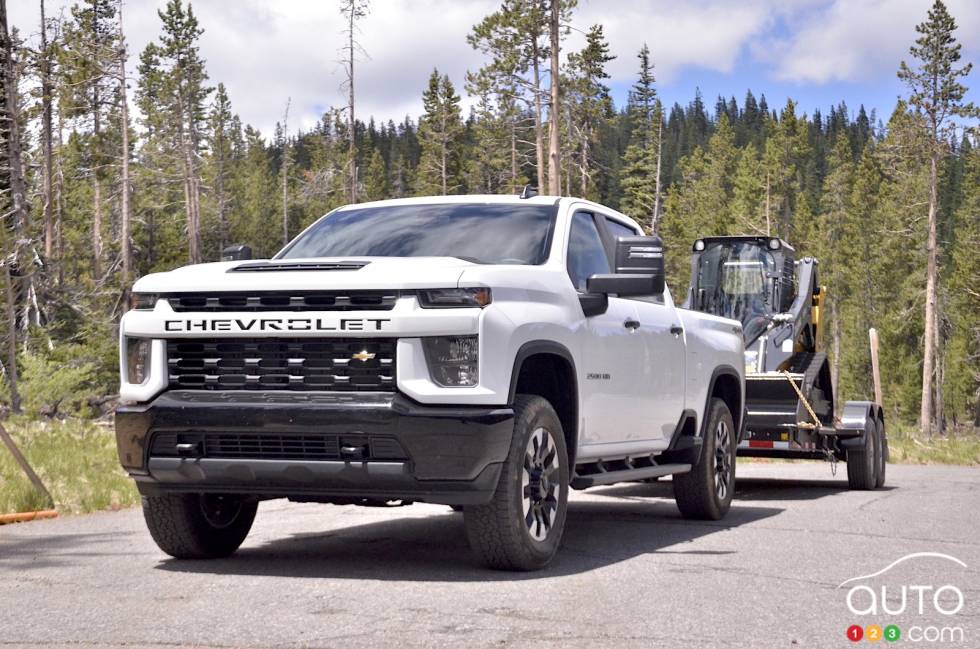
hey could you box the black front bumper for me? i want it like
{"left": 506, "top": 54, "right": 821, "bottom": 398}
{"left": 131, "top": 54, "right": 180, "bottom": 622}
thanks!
{"left": 115, "top": 391, "right": 514, "bottom": 505}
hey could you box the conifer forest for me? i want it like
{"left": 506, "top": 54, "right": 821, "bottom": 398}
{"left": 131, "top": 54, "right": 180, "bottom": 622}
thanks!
{"left": 0, "top": 0, "right": 977, "bottom": 436}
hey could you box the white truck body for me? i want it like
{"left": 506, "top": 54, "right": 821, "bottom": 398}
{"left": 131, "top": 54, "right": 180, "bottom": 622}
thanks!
{"left": 116, "top": 194, "right": 745, "bottom": 569}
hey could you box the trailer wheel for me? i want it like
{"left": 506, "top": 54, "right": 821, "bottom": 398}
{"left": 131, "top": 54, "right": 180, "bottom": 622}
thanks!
{"left": 673, "top": 398, "right": 735, "bottom": 520}
{"left": 846, "top": 420, "right": 876, "bottom": 490}
{"left": 874, "top": 419, "right": 887, "bottom": 489}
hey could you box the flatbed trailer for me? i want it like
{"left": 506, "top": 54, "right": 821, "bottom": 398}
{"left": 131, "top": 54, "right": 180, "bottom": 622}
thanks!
{"left": 685, "top": 236, "right": 887, "bottom": 489}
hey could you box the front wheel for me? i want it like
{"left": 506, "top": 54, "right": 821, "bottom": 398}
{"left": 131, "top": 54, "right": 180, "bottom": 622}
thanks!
{"left": 464, "top": 395, "right": 569, "bottom": 571}
{"left": 673, "top": 398, "right": 736, "bottom": 520}
{"left": 142, "top": 493, "right": 257, "bottom": 559}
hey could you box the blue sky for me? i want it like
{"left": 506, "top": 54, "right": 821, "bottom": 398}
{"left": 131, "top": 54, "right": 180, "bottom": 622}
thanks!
{"left": 9, "top": 0, "right": 979, "bottom": 135}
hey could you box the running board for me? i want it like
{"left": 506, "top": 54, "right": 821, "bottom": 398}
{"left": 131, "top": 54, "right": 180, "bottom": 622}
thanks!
{"left": 571, "top": 463, "right": 692, "bottom": 489}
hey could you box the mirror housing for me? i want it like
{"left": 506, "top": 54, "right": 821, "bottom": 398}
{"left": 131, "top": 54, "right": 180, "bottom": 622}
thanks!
{"left": 222, "top": 244, "right": 252, "bottom": 261}
{"left": 585, "top": 235, "right": 666, "bottom": 298}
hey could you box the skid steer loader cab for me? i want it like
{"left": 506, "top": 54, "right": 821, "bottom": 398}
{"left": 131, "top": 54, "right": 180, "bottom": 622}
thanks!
{"left": 688, "top": 237, "right": 796, "bottom": 346}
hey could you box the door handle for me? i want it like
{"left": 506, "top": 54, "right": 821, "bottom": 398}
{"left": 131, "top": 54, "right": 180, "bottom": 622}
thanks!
{"left": 670, "top": 324, "right": 684, "bottom": 336}
{"left": 624, "top": 319, "right": 641, "bottom": 331}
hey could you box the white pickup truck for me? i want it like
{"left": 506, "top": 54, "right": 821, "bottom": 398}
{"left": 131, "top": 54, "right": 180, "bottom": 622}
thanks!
{"left": 116, "top": 194, "right": 745, "bottom": 570}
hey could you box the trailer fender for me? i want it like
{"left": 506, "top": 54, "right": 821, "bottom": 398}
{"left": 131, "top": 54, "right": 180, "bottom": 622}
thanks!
{"left": 837, "top": 401, "right": 881, "bottom": 449}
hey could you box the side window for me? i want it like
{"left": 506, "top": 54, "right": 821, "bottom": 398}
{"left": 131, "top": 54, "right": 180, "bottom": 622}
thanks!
{"left": 605, "top": 219, "right": 639, "bottom": 240}
{"left": 566, "top": 212, "right": 610, "bottom": 292}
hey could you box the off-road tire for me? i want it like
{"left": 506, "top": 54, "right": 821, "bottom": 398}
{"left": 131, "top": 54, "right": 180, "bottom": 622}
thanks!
{"left": 846, "top": 420, "right": 876, "bottom": 490}
{"left": 142, "top": 493, "right": 257, "bottom": 559}
{"left": 464, "top": 395, "right": 569, "bottom": 571}
{"left": 874, "top": 419, "right": 887, "bottom": 489}
{"left": 673, "top": 398, "right": 735, "bottom": 520}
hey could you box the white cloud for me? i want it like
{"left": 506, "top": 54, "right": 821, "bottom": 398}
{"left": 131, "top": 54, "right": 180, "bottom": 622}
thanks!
{"left": 760, "top": 0, "right": 980, "bottom": 84}
{"left": 7, "top": 0, "right": 978, "bottom": 136}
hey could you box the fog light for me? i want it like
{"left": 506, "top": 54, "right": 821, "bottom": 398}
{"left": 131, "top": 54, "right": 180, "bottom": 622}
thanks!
{"left": 126, "top": 338, "right": 151, "bottom": 384}
{"left": 423, "top": 336, "right": 479, "bottom": 387}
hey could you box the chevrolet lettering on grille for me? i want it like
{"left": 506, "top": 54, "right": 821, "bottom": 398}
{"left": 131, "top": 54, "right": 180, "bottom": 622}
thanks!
{"left": 163, "top": 317, "right": 392, "bottom": 333}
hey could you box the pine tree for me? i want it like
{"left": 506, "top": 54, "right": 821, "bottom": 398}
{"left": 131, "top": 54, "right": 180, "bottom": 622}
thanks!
{"left": 469, "top": 0, "right": 550, "bottom": 190}
{"left": 897, "top": 0, "right": 978, "bottom": 434}
{"left": 416, "top": 70, "right": 464, "bottom": 195}
{"left": 363, "top": 149, "right": 389, "bottom": 201}
{"left": 619, "top": 45, "right": 662, "bottom": 228}
{"left": 730, "top": 144, "right": 766, "bottom": 234}
{"left": 945, "top": 144, "right": 980, "bottom": 426}
{"left": 154, "top": 0, "right": 211, "bottom": 264}
{"left": 59, "top": 0, "right": 120, "bottom": 279}
{"left": 564, "top": 24, "right": 613, "bottom": 200}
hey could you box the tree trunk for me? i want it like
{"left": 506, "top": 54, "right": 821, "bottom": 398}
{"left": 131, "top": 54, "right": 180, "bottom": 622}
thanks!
{"left": 547, "top": 0, "right": 560, "bottom": 196}
{"left": 532, "top": 48, "right": 544, "bottom": 191}
{"left": 934, "top": 295, "right": 944, "bottom": 434}
{"left": 510, "top": 122, "right": 517, "bottom": 193}
{"left": 920, "top": 153, "right": 938, "bottom": 436}
{"left": 1, "top": 4, "right": 30, "bottom": 237}
{"left": 2, "top": 263, "right": 19, "bottom": 413}
{"left": 652, "top": 109, "right": 664, "bottom": 232}
{"left": 55, "top": 110, "right": 65, "bottom": 286}
{"left": 118, "top": 4, "right": 132, "bottom": 285}
{"left": 282, "top": 98, "right": 290, "bottom": 246}
{"left": 347, "top": 5, "right": 357, "bottom": 203}
{"left": 831, "top": 297, "right": 841, "bottom": 407}
{"left": 40, "top": 0, "right": 55, "bottom": 260}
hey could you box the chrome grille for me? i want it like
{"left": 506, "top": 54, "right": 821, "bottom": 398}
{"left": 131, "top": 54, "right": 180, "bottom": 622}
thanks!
{"left": 165, "top": 291, "right": 399, "bottom": 312}
{"left": 166, "top": 338, "right": 396, "bottom": 391}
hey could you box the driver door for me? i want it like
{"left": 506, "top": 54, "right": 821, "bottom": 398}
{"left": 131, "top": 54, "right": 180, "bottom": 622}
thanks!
{"left": 567, "top": 211, "right": 652, "bottom": 456}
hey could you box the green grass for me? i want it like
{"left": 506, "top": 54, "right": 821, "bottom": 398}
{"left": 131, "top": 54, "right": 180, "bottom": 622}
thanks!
{"left": 887, "top": 430, "right": 980, "bottom": 466}
{"left": 0, "top": 417, "right": 139, "bottom": 515}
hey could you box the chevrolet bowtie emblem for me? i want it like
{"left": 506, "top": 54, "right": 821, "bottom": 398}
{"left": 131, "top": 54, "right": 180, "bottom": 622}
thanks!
{"left": 351, "top": 350, "right": 376, "bottom": 362}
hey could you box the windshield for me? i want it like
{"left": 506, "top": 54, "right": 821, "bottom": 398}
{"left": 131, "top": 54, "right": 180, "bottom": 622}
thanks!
{"left": 696, "top": 242, "right": 775, "bottom": 342}
{"left": 278, "top": 203, "right": 556, "bottom": 264}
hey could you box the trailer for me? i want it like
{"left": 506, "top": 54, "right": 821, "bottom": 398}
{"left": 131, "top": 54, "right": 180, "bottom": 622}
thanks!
{"left": 684, "top": 236, "right": 886, "bottom": 489}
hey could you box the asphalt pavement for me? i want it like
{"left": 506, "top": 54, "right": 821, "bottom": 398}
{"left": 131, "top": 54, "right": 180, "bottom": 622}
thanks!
{"left": 2, "top": 462, "right": 978, "bottom": 649}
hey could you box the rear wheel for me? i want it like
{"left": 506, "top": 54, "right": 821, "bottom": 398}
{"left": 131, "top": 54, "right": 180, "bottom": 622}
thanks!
{"left": 846, "top": 420, "right": 876, "bottom": 490}
{"left": 142, "top": 493, "right": 257, "bottom": 559}
{"left": 464, "top": 395, "right": 569, "bottom": 571}
{"left": 673, "top": 398, "right": 735, "bottom": 520}
{"left": 874, "top": 419, "right": 887, "bottom": 488}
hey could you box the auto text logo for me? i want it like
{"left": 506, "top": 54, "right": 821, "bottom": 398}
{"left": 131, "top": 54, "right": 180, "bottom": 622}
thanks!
{"left": 839, "top": 552, "right": 968, "bottom": 644}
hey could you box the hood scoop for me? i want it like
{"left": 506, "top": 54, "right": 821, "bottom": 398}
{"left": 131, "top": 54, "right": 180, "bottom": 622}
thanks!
{"left": 229, "top": 260, "right": 370, "bottom": 273}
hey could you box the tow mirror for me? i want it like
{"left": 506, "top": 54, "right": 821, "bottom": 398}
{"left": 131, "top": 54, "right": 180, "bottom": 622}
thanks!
{"left": 222, "top": 244, "right": 252, "bottom": 261}
{"left": 586, "top": 235, "right": 665, "bottom": 298}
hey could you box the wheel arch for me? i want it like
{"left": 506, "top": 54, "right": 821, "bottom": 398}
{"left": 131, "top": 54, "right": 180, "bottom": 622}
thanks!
{"left": 838, "top": 400, "right": 881, "bottom": 449}
{"left": 508, "top": 341, "right": 579, "bottom": 468}
{"left": 705, "top": 365, "right": 743, "bottom": 441}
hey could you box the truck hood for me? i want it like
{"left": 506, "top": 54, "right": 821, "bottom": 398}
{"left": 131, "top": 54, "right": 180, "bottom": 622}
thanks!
{"left": 132, "top": 257, "right": 479, "bottom": 293}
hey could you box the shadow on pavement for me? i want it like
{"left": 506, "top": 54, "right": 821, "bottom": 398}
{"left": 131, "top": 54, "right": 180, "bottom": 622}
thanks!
{"left": 0, "top": 531, "right": 143, "bottom": 571}
{"left": 595, "top": 475, "right": 894, "bottom": 503}
{"left": 154, "top": 498, "right": 782, "bottom": 582}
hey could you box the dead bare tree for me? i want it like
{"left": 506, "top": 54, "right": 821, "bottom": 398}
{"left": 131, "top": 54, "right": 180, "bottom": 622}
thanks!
{"left": 339, "top": 0, "right": 369, "bottom": 204}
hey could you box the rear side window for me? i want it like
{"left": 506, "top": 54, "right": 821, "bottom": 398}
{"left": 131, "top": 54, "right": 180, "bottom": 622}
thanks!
{"left": 566, "top": 212, "right": 610, "bottom": 291}
{"left": 605, "top": 219, "right": 639, "bottom": 239}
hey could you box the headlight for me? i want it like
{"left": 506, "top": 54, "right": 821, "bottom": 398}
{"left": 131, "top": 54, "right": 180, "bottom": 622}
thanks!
{"left": 418, "top": 288, "right": 492, "bottom": 308}
{"left": 744, "top": 350, "right": 759, "bottom": 374}
{"left": 126, "top": 338, "right": 151, "bottom": 384}
{"left": 423, "top": 336, "right": 479, "bottom": 387}
{"left": 128, "top": 292, "right": 159, "bottom": 310}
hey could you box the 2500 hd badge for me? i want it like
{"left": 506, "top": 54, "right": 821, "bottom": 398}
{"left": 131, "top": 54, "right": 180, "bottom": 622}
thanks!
{"left": 163, "top": 317, "right": 392, "bottom": 332}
